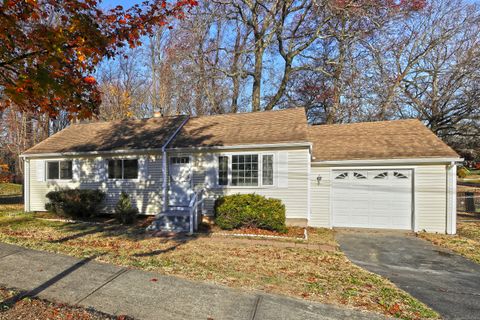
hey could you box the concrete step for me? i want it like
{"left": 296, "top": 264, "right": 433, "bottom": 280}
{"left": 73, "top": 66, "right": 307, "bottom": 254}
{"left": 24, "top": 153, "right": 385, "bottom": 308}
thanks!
{"left": 147, "top": 214, "right": 191, "bottom": 233}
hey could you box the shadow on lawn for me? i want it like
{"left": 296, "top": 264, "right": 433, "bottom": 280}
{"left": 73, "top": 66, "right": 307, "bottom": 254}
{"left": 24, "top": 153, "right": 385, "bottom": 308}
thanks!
{"left": 132, "top": 233, "right": 202, "bottom": 257}
{"left": 46, "top": 219, "right": 211, "bottom": 256}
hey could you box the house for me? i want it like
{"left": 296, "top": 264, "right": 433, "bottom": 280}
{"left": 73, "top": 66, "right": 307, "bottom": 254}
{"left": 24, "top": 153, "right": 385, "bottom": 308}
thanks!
{"left": 21, "top": 108, "right": 461, "bottom": 234}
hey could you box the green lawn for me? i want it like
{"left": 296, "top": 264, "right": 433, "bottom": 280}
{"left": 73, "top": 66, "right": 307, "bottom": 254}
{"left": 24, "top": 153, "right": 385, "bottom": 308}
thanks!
{"left": 0, "top": 204, "right": 438, "bottom": 320}
{"left": 0, "top": 183, "right": 22, "bottom": 196}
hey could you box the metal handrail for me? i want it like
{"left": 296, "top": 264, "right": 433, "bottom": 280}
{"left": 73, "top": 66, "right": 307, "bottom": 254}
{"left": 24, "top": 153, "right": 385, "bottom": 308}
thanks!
{"left": 189, "top": 189, "right": 204, "bottom": 234}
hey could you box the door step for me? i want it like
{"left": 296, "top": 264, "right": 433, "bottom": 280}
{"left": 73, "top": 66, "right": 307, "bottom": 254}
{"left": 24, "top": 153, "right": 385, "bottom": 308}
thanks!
{"left": 147, "top": 213, "right": 191, "bottom": 233}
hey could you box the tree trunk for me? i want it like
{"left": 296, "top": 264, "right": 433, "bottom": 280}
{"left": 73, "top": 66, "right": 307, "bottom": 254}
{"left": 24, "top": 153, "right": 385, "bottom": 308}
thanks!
{"left": 265, "top": 57, "right": 292, "bottom": 110}
{"left": 252, "top": 43, "right": 264, "bottom": 112}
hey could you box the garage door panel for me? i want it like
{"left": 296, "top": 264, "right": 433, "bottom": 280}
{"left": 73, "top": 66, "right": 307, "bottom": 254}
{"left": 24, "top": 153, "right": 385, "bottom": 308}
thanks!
{"left": 332, "top": 170, "right": 412, "bottom": 230}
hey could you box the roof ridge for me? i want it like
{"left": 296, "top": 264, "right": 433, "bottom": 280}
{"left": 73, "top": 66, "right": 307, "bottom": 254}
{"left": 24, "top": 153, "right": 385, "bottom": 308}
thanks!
{"left": 309, "top": 118, "right": 420, "bottom": 129}
{"left": 69, "top": 114, "right": 187, "bottom": 127}
{"left": 188, "top": 107, "right": 304, "bottom": 120}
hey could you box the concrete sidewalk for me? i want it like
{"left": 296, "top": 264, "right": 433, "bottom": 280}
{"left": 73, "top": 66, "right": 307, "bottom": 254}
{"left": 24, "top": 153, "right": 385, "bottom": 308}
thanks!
{"left": 0, "top": 242, "right": 386, "bottom": 320}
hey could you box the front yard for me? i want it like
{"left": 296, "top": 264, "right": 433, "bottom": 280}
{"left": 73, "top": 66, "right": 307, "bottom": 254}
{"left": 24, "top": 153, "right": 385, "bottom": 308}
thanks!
{"left": 418, "top": 220, "right": 480, "bottom": 264}
{"left": 0, "top": 183, "right": 22, "bottom": 196}
{"left": 0, "top": 204, "right": 437, "bottom": 320}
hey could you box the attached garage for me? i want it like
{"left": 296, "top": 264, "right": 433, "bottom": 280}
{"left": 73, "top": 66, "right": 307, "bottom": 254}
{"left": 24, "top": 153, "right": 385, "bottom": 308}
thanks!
{"left": 331, "top": 169, "right": 412, "bottom": 230}
{"left": 307, "top": 119, "right": 462, "bottom": 234}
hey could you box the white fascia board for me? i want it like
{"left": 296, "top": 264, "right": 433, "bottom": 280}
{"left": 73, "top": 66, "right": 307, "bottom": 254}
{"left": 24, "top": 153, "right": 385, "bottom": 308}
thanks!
{"left": 20, "top": 148, "right": 163, "bottom": 159}
{"left": 168, "top": 142, "right": 312, "bottom": 152}
{"left": 311, "top": 157, "right": 463, "bottom": 166}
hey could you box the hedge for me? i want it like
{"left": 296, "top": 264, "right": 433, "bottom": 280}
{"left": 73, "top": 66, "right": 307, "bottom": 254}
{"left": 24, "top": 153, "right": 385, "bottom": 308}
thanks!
{"left": 45, "top": 189, "right": 105, "bottom": 219}
{"left": 214, "top": 194, "right": 287, "bottom": 233}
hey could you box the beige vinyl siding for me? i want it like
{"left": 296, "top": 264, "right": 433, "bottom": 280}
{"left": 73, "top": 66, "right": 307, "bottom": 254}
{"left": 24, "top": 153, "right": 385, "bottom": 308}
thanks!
{"left": 28, "top": 154, "right": 164, "bottom": 214}
{"left": 309, "top": 167, "right": 331, "bottom": 227}
{"left": 309, "top": 163, "right": 449, "bottom": 233}
{"left": 171, "top": 147, "right": 310, "bottom": 220}
{"left": 415, "top": 164, "right": 447, "bottom": 233}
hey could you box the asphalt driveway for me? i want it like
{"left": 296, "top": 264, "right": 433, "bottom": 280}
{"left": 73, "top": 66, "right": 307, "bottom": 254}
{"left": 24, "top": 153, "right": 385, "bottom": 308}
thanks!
{"left": 336, "top": 230, "right": 480, "bottom": 320}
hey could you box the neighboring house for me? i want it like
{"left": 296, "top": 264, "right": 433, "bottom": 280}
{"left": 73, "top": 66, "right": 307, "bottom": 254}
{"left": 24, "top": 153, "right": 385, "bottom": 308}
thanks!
{"left": 21, "top": 108, "right": 461, "bottom": 234}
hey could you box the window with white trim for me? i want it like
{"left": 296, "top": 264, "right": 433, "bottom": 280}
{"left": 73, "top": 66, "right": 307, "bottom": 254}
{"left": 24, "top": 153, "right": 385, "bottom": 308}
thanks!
{"left": 218, "top": 156, "right": 228, "bottom": 186}
{"left": 262, "top": 155, "right": 274, "bottom": 185}
{"left": 108, "top": 159, "right": 138, "bottom": 179}
{"left": 232, "top": 154, "right": 258, "bottom": 186}
{"left": 47, "top": 160, "right": 72, "bottom": 180}
{"left": 170, "top": 156, "right": 190, "bottom": 164}
{"left": 217, "top": 154, "right": 274, "bottom": 187}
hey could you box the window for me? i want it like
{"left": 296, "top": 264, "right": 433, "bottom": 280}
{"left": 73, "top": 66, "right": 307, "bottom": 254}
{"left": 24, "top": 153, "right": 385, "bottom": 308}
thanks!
{"left": 47, "top": 161, "right": 72, "bottom": 180}
{"left": 170, "top": 157, "right": 190, "bottom": 164}
{"left": 394, "top": 171, "right": 408, "bottom": 179}
{"left": 217, "top": 154, "right": 274, "bottom": 187}
{"left": 262, "top": 155, "right": 273, "bottom": 185}
{"left": 232, "top": 155, "right": 258, "bottom": 186}
{"left": 218, "top": 156, "right": 229, "bottom": 186}
{"left": 335, "top": 172, "right": 349, "bottom": 180}
{"left": 374, "top": 172, "right": 388, "bottom": 179}
{"left": 108, "top": 159, "right": 138, "bottom": 179}
{"left": 353, "top": 172, "right": 367, "bottom": 179}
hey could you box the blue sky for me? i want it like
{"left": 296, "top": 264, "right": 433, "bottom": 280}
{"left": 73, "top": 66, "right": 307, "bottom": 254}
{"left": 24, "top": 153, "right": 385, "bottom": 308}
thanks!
{"left": 101, "top": 0, "right": 141, "bottom": 10}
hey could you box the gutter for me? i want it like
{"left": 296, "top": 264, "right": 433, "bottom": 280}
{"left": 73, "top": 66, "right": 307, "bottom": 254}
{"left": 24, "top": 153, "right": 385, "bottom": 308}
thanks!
{"left": 311, "top": 157, "right": 463, "bottom": 166}
{"left": 20, "top": 148, "right": 165, "bottom": 159}
{"left": 161, "top": 116, "right": 190, "bottom": 211}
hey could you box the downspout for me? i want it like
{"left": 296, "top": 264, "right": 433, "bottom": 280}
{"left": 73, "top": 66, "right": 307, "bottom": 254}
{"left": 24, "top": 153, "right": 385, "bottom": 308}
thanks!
{"left": 446, "top": 161, "right": 457, "bottom": 235}
{"left": 161, "top": 116, "right": 190, "bottom": 211}
{"left": 23, "top": 157, "right": 30, "bottom": 212}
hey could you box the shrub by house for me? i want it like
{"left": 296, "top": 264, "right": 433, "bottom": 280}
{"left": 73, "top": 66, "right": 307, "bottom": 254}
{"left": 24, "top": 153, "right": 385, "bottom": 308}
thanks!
{"left": 214, "top": 194, "right": 287, "bottom": 233}
{"left": 115, "top": 192, "right": 138, "bottom": 225}
{"left": 45, "top": 189, "right": 105, "bottom": 219}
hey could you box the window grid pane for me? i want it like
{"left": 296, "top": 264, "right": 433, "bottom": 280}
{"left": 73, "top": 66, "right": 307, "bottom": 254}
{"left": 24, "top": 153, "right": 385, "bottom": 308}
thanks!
{"left": 218, "top": 156, "right": 228, "bottom": 186}
{"left": 123, "top": 160, "right": 138, "bottom": 179}
{"left": 60, "top": 161, "right": 73, "bottom": 179}
{"left": 47, "top": 162, "right": 59, "bottom": 180}
{"left": 108, "top": 160, "right": 122, "bottom": 179}
{"left": 262, "top": 155, "right": 273, "bottom": 185}
{"left": 232, "top": 154, "right": 258, "bottom": 186}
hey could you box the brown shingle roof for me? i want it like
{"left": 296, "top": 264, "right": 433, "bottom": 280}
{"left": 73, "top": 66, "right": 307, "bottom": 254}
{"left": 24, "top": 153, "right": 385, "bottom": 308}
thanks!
{"left": 308, "top": 119, "right": 459, "bottom": 161}
{"left": 23, "top": 115, "right": 188, "bottom": 155}
{"left": 170, "top": 108, "right": 309, "bottom": 148}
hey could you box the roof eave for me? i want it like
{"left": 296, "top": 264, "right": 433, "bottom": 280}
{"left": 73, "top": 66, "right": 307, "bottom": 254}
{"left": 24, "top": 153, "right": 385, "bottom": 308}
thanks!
{"left": 311, "top": 157, "right": 463, "bottom": 166}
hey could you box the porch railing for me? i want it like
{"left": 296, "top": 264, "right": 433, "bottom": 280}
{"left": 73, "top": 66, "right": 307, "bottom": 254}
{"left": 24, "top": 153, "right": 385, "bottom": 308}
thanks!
{"left": 188, "top": 189, "right": 205, "bottom": 234}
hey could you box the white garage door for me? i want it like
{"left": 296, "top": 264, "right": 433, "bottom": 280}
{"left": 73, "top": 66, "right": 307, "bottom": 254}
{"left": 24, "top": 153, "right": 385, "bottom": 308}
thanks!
{"left": 332, "top": 170, "right": 412, "bottom": 230}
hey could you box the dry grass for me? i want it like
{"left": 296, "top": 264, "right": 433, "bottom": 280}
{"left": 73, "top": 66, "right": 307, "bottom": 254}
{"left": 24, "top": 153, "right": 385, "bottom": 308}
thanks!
{"left": 0, "top": 206, "right": 437, "bottom": 319}
{"left": 418, "top": 221, "right": 480, "bottom": 264}
{"left": 0, "top": 287, "right": 120, "bottom": 320}
{"left": 0, "top": 184, "right": 22, "bottom": 196}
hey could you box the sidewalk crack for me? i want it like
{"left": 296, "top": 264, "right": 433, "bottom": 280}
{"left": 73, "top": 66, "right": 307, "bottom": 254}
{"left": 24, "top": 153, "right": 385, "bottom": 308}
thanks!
{"left": 250, "top": 295, "right": 262, "bottom": 320}
{"left": 75, "top": 268, "right": 130, "bottom": 305}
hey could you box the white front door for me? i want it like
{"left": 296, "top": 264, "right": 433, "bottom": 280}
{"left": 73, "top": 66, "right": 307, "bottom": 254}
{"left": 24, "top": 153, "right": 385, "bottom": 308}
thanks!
{"left": 332, "top": 170, "right": 412, "bottom": 230}
{"left": 168, "top": 156, "right": 193, "bottom": 206}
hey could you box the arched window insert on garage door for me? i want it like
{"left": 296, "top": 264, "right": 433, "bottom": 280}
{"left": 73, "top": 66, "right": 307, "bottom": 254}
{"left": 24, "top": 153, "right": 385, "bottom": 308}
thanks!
{"left": 394, "top": 171, "right": 408, "bottom": 179}
{"left": 335, "top": 172, "right": 349, "bottom": 179}
{"left": 374, "top": 172, "right": 388, "bottom": 179}
{"left": 353, "top": 172, "right": 367, "bottom": 179}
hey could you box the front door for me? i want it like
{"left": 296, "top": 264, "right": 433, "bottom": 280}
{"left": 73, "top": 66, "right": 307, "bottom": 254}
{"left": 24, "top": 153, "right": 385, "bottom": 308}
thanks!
{"left": 168, "top": 156, "right": 193, "bottom": 206}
